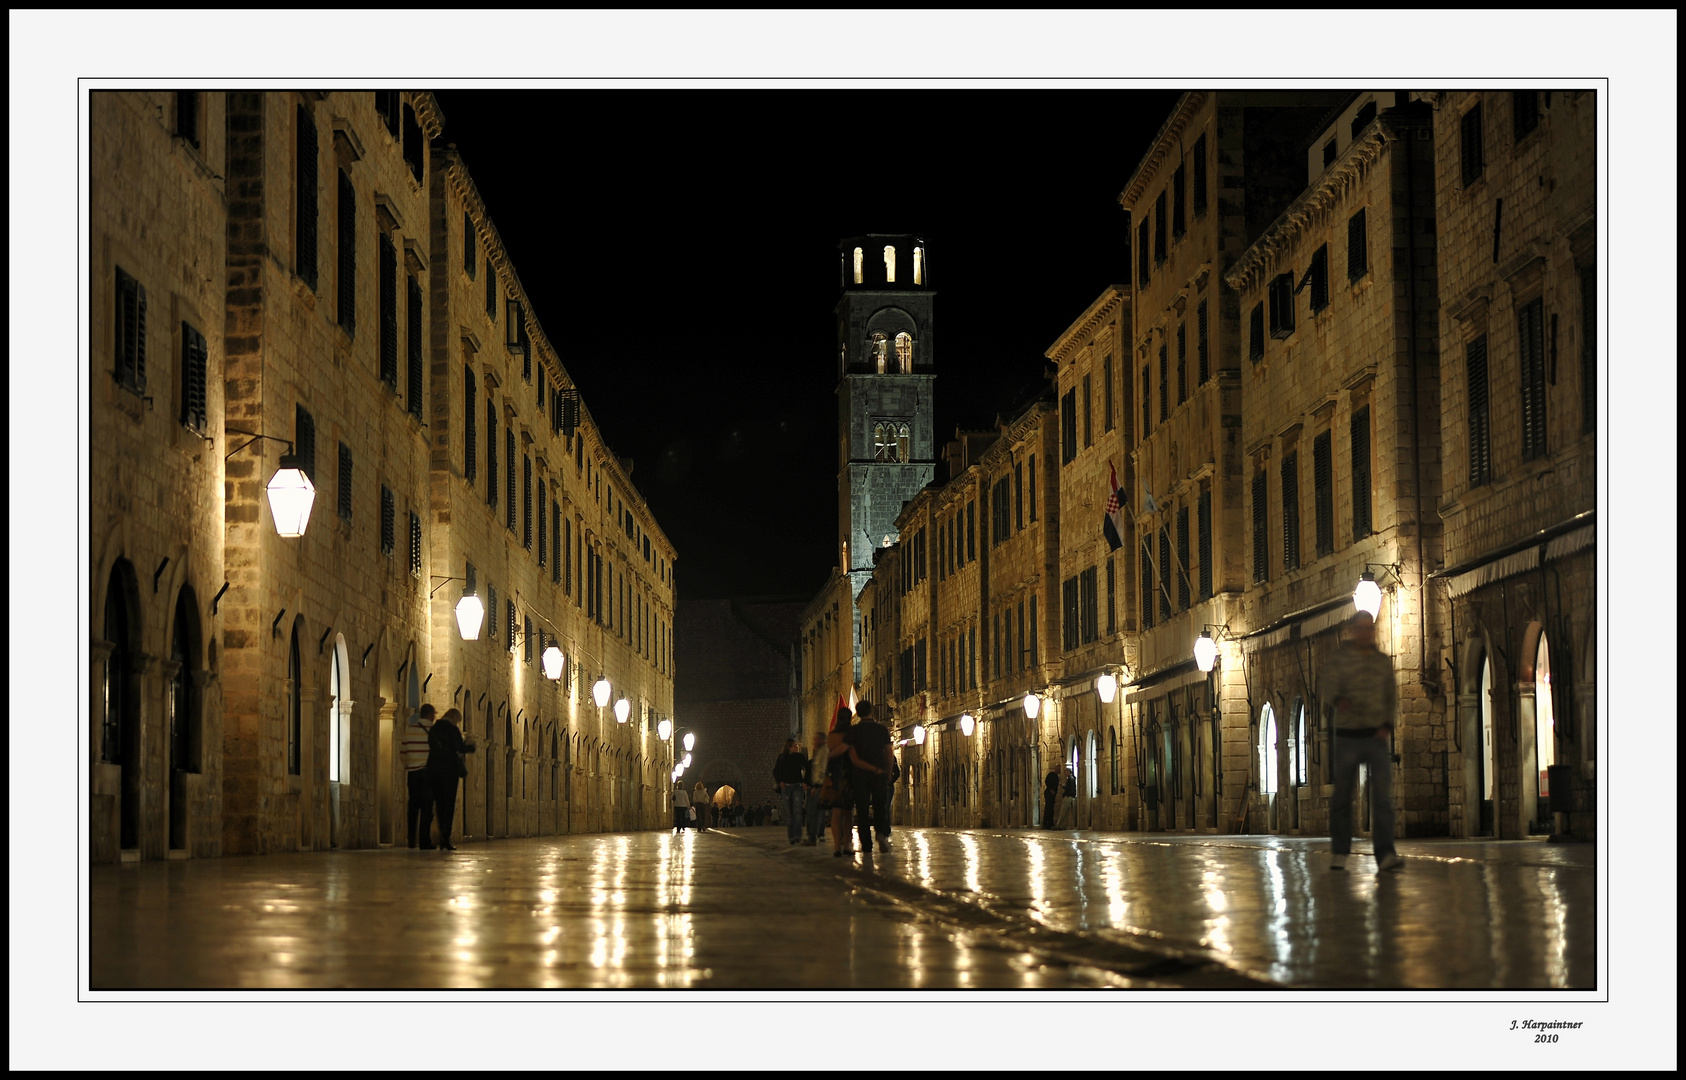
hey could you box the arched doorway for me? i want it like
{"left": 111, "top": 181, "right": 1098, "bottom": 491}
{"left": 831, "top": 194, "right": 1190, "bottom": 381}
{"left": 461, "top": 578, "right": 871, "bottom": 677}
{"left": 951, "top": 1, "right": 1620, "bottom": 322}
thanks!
{"left": 327, "top": 635, "right": 352, "bottom": 848}
{"left": 1531, "top": 632, "right": 1558, "bottom": 833}
{"left": 103, "top": 561, "right": 142, "bottom": 852}
{"left": 168, "top": 587, "right": 202, "bottom": 852}
{"left": 1259, "top": 701, "right": 1279, "bottom": 830}
{"left": 1478, "top": 654, "right": 1497, "bottom": 835}
{"left": 485, "top": 701, "right": 496, "bottom": 837}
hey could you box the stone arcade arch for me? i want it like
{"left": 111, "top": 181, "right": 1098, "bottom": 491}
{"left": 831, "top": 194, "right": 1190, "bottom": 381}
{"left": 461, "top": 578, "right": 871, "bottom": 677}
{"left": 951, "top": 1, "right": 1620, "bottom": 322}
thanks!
{"left": 102, "top": 559, "right": 145, "bottom": 853}
{"left": 1457, "top": 631, "right": 1499, "bottom": 838}
{"left": 167, "top": 586, "right": 203, "bottom": 852}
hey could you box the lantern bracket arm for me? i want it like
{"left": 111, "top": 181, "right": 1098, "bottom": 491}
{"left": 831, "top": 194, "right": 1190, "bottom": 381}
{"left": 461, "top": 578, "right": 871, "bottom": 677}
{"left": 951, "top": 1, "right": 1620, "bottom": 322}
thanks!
{"left": 223, "top": 428, "right": 296, "bottom": 462}
{"left": 429, "top": 575, "right": 469, "bottom": 598}
{"left": 1361, "top": 562, "right": 1405, "bottom": 589}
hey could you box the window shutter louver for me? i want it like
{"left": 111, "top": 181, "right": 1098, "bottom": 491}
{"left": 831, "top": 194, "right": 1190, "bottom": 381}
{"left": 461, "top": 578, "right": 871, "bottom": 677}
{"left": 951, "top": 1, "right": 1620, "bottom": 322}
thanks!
{"left": 506, "top": 429, "right": 517, "bottom": 531}
{"left": 380, "top": 485, "right": 395, "bottom": 557}
{"left": 553, "top": 503, "right": 563, "bottom": 584}
{"left": 464, "top": 211, "right": 475, "bottom": 277}
{"left": 1176, "top": 324, "right": 1187, "bottom": 404}
{"left": 296, "top": 106, "right": 318, "bottom": 290}
{"left": 1512, "top": 90, "right": 1539, "bottom": 142}
{"left": 1153, "top": 191, "right": 1167, "bottom": 263}
{"left": 487, "top": 401, "right": 497, "bottom": 506}
{"left": 1467, "top": 336, "right": 1492, "bottom": 486}
{"left": 1141, "top": 547, "right": 1154, "bottom": 629}
{"left": 508, "top": 599, "right": 516, "bottom": 652}
{"left": 1249, "top": 303, "right": 1265, "bottom": 362}
{"left": 402, "top": 102, "right": 423, "bottom": 183}
{"left": 295, "top": 405, "right": 316, "bottom": 481}
{"left": 1172, "top": 163, "right": 1186, "bottom": 238}
{"left": 464, "top": 368, "right": 478, "bottom": 481}
{"left": 338, "top": 442, "right": 353, "bottom": 521}
{"left": 1580, "top": 266, "right": 1596, "bottom": 433}
{"left": 1192, "top": 134, "right": 1207, "bottom": 217}
{"left": 337, "top": 171, "right": 356, "bottom": 334}
{"left": 1106, "top": 556, "right": 1116, "bottom": 634}
{"left": 486, "top": 262, "right": 497, "bottom": 321}
{"left": 1197, "top": 489, "right": 1212, "bottom": 600}
{"left": 176, "top": 92, "right": 199, "bottom": 149}
{"left": 379, "top": 234, "right": 397, "bottom": 384}
{"left": 1137, "top": 219, "right": 1151, "bottom": 287}
{"left": 1197, "top": 300, "right": 1209, "bottom": 384}
{"left": 1142, "top": 365, "right": 1151, "bottom": 435}
{"left": 1351, "top": 406, "right": 1372, "bottom": 540}
{"left": 181, "top": 323, "right": 207, "bottom": 431}
{"left": 1313, "top": 431, "right": 1334, "bottom": 557}
{"left": 410, "top": 511, "right": 422, "bottom": 578}
{"left": 1270, "top": 273, "right": 1296, "bottom": 338}
{"left": 133, "top": 278, "right": 149, "bottom": 390}
{"left": 1519, "top": 297, "right": 1548, "bottom": 461}
{"left": 1281, "top": 452, "right": 1300, "bottom": 571}
{"left": 1159, "top": 343, "right": 1168, "bottom": 421}
{"left": 1158, "top": 528, "right": 1172, "bottom": 622}
{"left": 1461, "top": 102, "right": 1484, "bottom": 187}
{"left": 1252, "top": 471, "right": 1268, "bottom": 583}
{"left": 1309, "top": 246, "right": 1329, "bottom": 312}
{"left": 1348, "top": 209, "right": 1368, "bottom": 281}
{"left": 523, "top": 455, "right": 533, "bottom": 549}
{"left": 407, "top": 276, "right": 424, "bottom": 418}
{"left": 1176, "top": 506, "right": 1190, "bottom": 610}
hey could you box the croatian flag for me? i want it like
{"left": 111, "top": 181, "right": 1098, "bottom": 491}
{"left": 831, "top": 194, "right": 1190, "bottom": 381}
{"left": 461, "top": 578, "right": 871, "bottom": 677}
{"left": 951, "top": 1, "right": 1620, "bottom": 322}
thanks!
{"left": 1103, "top": 462, "right": 1127, "bottom": 551}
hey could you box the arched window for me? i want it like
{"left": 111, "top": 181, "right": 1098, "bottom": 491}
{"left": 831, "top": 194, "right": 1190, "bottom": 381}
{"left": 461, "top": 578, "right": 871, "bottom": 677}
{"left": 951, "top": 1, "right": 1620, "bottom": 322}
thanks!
{"left": 169, "top": 590, "right": 200, "bottom": 775}
{"left": 328, "top": 636, "right": 345, "bottom": 783}
{"left": 288, "top": 624, "right": 302, "bottom": 776}
{"left": 1535, "top": 633, "right": 1556, "bottom": 799}
{"left": 1086, "top": 730, "right": 1099, "bottom": 798}
{"left": 914, "top": 246, "right": 925, "bottom": 285}
{"left": 884, "top": 244, "right": 897, "bottom": 283}
{"left": 894, "top": 332, "right": 913, "bottom": 372}
{"left": 1259, "top": 703, "right": 1278, "bottom": 795}
{"left": 1292, "top": 699, "right": 1308, "bottom": 786}
{"left": 853, "top": 247, "right": 864, "bottom": 284}
{"left": 896, "top": 423, "right": 911, "bottom": 463}
{"left": 871, "top": 332, "right": 888, "bottom": 374}
{"left": 1108, "top": 726, "right": 1119, "bottom": 794}
{"left": 874, "top": 422, "right": 895, "bottom": 462}
{"left": 1481, "top": 656, "right": 1497, "bottom": 802}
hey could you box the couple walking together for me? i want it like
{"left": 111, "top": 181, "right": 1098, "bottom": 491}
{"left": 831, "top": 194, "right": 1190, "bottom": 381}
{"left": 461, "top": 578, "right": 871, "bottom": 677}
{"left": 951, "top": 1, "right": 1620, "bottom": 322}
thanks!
{"left": 804, "top": 699, "right": 894, "bottom": 859}
{"left": 401, "top": 704, "right": 477, "bottom": 850}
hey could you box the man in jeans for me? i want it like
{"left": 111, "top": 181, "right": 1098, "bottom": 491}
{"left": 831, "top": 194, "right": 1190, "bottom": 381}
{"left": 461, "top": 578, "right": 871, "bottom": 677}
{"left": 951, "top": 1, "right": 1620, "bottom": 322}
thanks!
{"left": 1318, "top": 611, "right": 1403, "bottom": 873}
{"left": 772, "top": 738, "right": 810, "bottom": 845}
{"left": 845, "top": 700, "right": 894, "bottom": 856}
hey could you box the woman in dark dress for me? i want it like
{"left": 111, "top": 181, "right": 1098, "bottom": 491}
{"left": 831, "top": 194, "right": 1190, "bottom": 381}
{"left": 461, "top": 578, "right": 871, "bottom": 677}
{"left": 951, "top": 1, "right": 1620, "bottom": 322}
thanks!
{"left": 425, "top": 707, "right": 475, "bottom": 850}
{"left": 825, "top": 707, "right": 855, "bottom": 857}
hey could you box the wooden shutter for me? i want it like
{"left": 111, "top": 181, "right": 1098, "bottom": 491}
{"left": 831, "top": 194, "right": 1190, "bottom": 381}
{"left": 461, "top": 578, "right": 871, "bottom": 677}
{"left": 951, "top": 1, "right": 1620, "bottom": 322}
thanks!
{"left": 464, "top": 368, "right": 477, "bottom": 481}
{"left": 337, "top": 171, "right": 356, "bottom": 334}
{"left": 1310, "top": 246, "right": 1329, "bottom": 311}
{"left": 1158, "top": 527, "right": 1172, "bottom": 622}
{"left": 1142, "top": 365, "right": 1152, "bottom": 433}
{"left": 553, "top": 503, "right": 563, "bottom": 584}
{"left": 537, "top": 480, "right": 546, "bottom": 566}
{"left": 1512, "top": 90, "right": 1538, "bottom": 142}
{"left": 1176, "top": 506, "right": 1191, "bottom": 609}
{"left": 1197, "top": 489, "right": 1212, "bottom": 600}
{"left": 410, "top": 511, "right": 422, "bottom": 577}
{"left": 295, "top": 404, "right": 316, "bottom": 481}
{"left": 1062, "top": 578, "right": 1078, "bottom": 652}
{"left": 507, "top": 599, "right": 516, "bottom": 651}
{"left": 1176, "top": 324, "right": 1187, "bottom": 404}
{"left": 1154, "top": 190, "right": 1167, "bottom": 262}
{"left": 1172, "top": 163, "right": 1186, "bottom": 238}
{"left": 1519, "top": 297, "right": 1548, "bottom": 461}
{"left": 338, "top": 442, "right": 353, "bottom": 520}
{"left": 1192, "top": 134, "right": 1207, "bottom": 217}
{"left": 180, "top": 322, "right": 206, "bottom": 431}
{"left": 1141, "top": 547, "right": 1154, "bottom": 628}
{"left": 487, "top": 400, "right": 497, "bottom": 506}
{"left": 1467, "top": 336, "right": 1491, "bottom": 486}
{"left": 380, "top": 485, "right": 395, "bottom": 556}
{"left": 486, "top": 261, "right": 497, "bottom": 320}
{"left": 1197, "top": 300, "right": 1209, "bottom": 384}
{"left": 1137, "top": 219, "right": 1151, "bottom": 287}
{"left": 1252, "top": 471, "right": 1268, "bottom": 583}
{"left": 296, "top": 106, "right": 318, "bottom": 290}
{"left": 379, "top": 234, "right": 397, "bottom": 384}
{"left": 1270, "top": 273, "right": 1295, "bottom": 338}
{"left": 523, "top": 455, "right": 533, "bottom": 549}
{"left": 1280, "top": 451, "right": 1300, "bottom": 571}
{"left": 1313, "top": 430, "right": 1334, "bottom": 556}
{"left": 1159, "top": 343, "right": 1168, "bottom": 421}
{"left": 1461, "top": 102, "right": 1483, "bottom": 187}
{"left": 175, "top": 92, "right": 199, "bottom": 149}
{"left": 1581, "top": 267, "right": 1596, "bottom": 433}
{"left": 1250, "top": 303, "right": 1264, "bottom": 362}
{"left": 506, "top": 429, "right": 516, "bottom": 530}
{"left": 1106, "top": 555, "right": 1116, "bottom": 633}
{"left": 1348, "top": 208, "right": 1368, "bottom": 281}
{"left": 463, "top": 211, "right": 475, "bottom": 276}
{"left": 402, "top": 102, "right": 423, "bottom": 183}
{"left": 407, "top": 276, "right": 423, "bottom": 418}
{"left": 1351, "top": 407, "right": 1372, "bottom": 540}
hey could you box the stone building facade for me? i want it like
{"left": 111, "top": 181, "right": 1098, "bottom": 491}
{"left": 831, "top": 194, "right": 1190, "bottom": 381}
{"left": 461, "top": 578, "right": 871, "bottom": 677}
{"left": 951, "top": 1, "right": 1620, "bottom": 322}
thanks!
{"left": 89, "top": 91, "right": 676, "bottom": 863}
{"left": 1427, "top": 90, "right": 1597, "bottom": 840}
{"left": 1224, "top": 94, "right": 1446, "bottom": 839}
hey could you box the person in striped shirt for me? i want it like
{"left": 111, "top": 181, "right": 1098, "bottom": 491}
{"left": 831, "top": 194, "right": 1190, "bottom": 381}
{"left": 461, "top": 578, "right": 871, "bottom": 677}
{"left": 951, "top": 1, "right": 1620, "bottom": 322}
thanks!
{"left": 403, "top": 704, "right": 436, "bottom": 848}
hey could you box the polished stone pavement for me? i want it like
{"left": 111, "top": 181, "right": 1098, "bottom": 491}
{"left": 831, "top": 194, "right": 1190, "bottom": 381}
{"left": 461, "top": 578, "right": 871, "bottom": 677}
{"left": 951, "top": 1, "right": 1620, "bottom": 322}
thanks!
{"left": 86, "top": 824, "right": 1596, "bottom": 990}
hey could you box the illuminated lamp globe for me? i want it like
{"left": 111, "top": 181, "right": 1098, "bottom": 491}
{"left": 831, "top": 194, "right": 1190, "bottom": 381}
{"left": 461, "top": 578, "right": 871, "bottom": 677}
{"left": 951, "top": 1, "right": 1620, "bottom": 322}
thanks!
{"left": 959, "top": 713, "right": 975, "bottom": 737}
{"left": 593, "top": 677, "right": 612, "bottom": 709}
{"left": 1096, "top": 672, "right": 1118, "bottom": 704}
{"left": 541, "top": 645, "right": 564, "bottom": 681}
{"left": 912, "top": 724, "right": 926, "bottom": 746}
{"left": 1354, "top": 572, "right": 1383, "bottom": 620}
{"left": 454, "top": 591, "right": 485, "bottom": 640}
{"left": 682, "top": 732, "right": 696, "bottom": 752}
{"left": 1193, "top": 632, "right": 1219, "bottom": 674}
{"left": 614, "top": 698, "right": 631, "bottom": 724}
{"left": 682, "top": 753, "right": 692, "bottom": 769}
{"left": 1023, "top": 693, "right": 1041, "bottom": 719}
{"left": 657, "top": 719, "right": 673, "bottom": 742}
{"left": 266, "top": 454, "right": 316, "bottom": 538}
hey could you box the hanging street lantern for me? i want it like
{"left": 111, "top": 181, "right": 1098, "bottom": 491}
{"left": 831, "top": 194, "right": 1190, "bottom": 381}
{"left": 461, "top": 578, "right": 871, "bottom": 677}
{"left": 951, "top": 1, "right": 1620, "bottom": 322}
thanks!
{"left": 1023, "top": 692, "right": 1041, "bottom": 719}
{"left": 1193, "top": 632, "right": 1219, "bottom": 674}
{"left": 593, "top": 677, "right": 612, "bottom": 709}
{"left": 266, "top": 453, "right": 316, "bottom": 537}
{"left": 455, "top": 589, "right": 485, "bottom": 640}
{"left": 682, "top": 731, "right": 696, "bottom": 752}
{"left": 1354, "top": 571, "right": 1382, "bottom": 620}
{"left": 1096, "top": 672, "right": 1118, "bottom": 704}
{"left": 614, "top": 698, "right": 631, "bottom": 724}
{"left": 541, "top": 644, "right": 564, "bottom": 680}
{"left": 912, "top": 724, "right": 926, "bottom": 746}
{"left": 657, "top": 718, "right": 673, "bottom": 742}
{"left": 959, "top": 713, "right": 975, "bottom": 737}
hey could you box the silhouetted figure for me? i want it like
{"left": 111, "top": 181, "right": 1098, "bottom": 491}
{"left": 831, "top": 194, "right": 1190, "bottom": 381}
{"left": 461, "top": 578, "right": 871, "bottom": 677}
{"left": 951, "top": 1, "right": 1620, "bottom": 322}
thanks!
{"left": 1319, "top": 612, "right": 1402, "bottom": 873}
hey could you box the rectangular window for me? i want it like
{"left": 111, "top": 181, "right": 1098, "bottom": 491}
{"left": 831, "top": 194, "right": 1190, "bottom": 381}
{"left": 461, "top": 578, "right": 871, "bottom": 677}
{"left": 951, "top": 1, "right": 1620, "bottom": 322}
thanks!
{"left": 338, "top": 171, "right": 356, "bottom": 335}
{"left": 1176, "top": 506, "right": 1191, "bottom": 609}
{"left": 1351, "top": 99, "right": 1377, "bottom": 140}
{"left": 294, "top": 404, "right": 316, "bottom": 482}
{"left": 1192, "top": 133, "right": 1208, "bottom": 218}
{"left": 114, "top": 266, "right": 148, "bottom": 392}
{"left": 966, "top": 501, "right": 976, "bottom": 560}
{"left": 1060, "top": 388, "right": 1078, "bottom": 463}
{"left": 487, "top": 583, "right": 497, "bottom": 643}
{"left": 968, "top": 626, "right": 977, "bottom": 689}
{"left": 1176, "top": 324, "right": 1187, "bottom": 404}
{"left": 1082, "top": 373, "right": 1093, "bottom": 447}
{"left": 1153, "top": 190, "right": 1167, "bottom": 263}
{"left": 506, "top": 429, "right": 517, "bottom": 531}
{"left": 1017, "top": 602, "right": 1027, "bottom": 670}
{"left": 1249, "top": 302, "right": 1265, "bottom": 363}
{"left": 552, "top": 502, "right": 562, "bottom": 583}
{"left": 380, "top": 484, "right": 395, "bottom": 557}
{"left": 538, "top": 482, "right": 547, "bottom": 567}
{"left": 1280, "top": 451, "right": 1301, "bottom": 572}
{"left": 1348, "top": 208, "right": 1368, "bottom": 281}
{"left": 1028, "top": 596, "right": 1038, "bottom": 668}
{"left": 337, "top": 442, "right": 353, "bottom": 521}
{"left": 1308, "top": 245, "right": 1329, "bottom": 313}
{"left": 1141, "top": 546, "right": 1155, "bottom": 629}
{"left": 1137, "top": 218, "right": 1151, "bottom": 287}
{"left": 1323, "top": 138, "right": 1338, "bottom": 167}
{"left": 401, "top": 101, "right": 424, "bottom": 184}
{"left": 993, "top": 611, "right": 1003, "bottom": 678}
{"left": 378, "top": 234, "right": 397, "bottom": 386}
{"left": 1519, "top": 297, "right": 1548, "bottom": 461}
{"left": 179, "top": 321, "right": 207, "bottom": 432}
{"left": 1467, "top": 336, "right": 1493, "bottom": 486}
{"left": 410, "top": 511, "right": 422, "bottom": 578}
{"left": 486, "top": 400, "right": 498, "bottom": 507}
{"left": 523, "top": 455, "right": 533, "bottom": 549}
{"left": 1158, "top": 527, "right": 1172, "bottom": 622}
{"left": 464, "top": 368, "right": 478, "bottom": 482}
{"left": 507, "top": 599, "right": 517, "bottom": 653}
{"left": 1105, "top": 555, "right": 1116, "bottom": 634}
{"left": 1313, "top": 430, "right": 1334, "bottom": 557}
{"left": 1102, "top": 353, "right": 1114, "bottom": 431}
{"left": 1171, "top": 162, "right": 1186, "bottom": 239}
{"left": 463, "top": 211, "right": 476, "bottom": 277}
{"left": 565, "top": 519, "right": 573, "bottom": 594}
{"left": 1351, "top": 406, "right": 1373, "bottom": 541}
{"left": 1014, "top": 462, "right": 1024, "bottom": 530}
{"left": 486, "top": 259, "right": 497, "bottom": 321}
{"left": 525, "top": 617, "right": 534, "bottom": 664}
{"left": 1062, "top": 577, "right": 1079, "bottom": 652}
{"left": 1196, "top": 302, "right": 1209, "bottom": 385}
{"left": 407, "top": 276, "right": 424, "bottom": 418}
{"left": 1513, "top": 90, "right": 1539, "bottom": 142}
{"left": 175, "top": 91, "right": 199, "bottom": 149}
{"left": 1197, "top": 488, "right": 1212, "bottom": 600}
{"left": 1080, "top": 566, "right": 1099, "bottom": 644}
{"left": 1142, "top": 364, "right": 1152, "bottom": 435}
{"left": 295, "top": 105, "right": 318, "bottom": 291}
{"left": 1028, "top": 455, "right": 1037, "bottom": 521}
{"left": 1159, "top": 343, "right": 1169, "bottom": 422}
{"left": 1252, "top": 470, "right": 1269, "bottom": 584}
{"left": 1581, "top": 266, "right": 1596, "bottom": 433}
{"left": 374, "top": 91, "right": 399, "bottom": 136}
{"left": 993, "top": 477, "right": 1011, "bottom": 545}
{"left": 1269, "top": 273, "right": 1295, "bottom": 339}
{"left": 1461, "top": 101, "right": 1484, "bottom": 187}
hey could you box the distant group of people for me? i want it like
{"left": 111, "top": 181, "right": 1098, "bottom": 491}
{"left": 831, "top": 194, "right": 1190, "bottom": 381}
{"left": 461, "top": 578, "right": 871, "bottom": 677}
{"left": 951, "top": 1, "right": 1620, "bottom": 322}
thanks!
{"left": 670, "top": 779, "right": 780, "bottom": 832}
{"left": 402, "top": 704, "right": 476, "bottom": 851}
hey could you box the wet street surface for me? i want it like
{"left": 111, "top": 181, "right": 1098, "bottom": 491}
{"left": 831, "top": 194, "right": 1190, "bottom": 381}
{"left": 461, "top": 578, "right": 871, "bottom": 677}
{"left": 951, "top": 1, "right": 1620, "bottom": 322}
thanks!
{"left": 87, "top": 826, "right": 1596, "bottom": 990}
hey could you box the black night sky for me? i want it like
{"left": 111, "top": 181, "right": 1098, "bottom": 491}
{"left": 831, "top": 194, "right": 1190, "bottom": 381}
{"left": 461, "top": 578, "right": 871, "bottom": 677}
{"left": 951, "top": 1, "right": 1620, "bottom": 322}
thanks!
{"left": 432, "top": 89, "right": 1183, "bottom": 604}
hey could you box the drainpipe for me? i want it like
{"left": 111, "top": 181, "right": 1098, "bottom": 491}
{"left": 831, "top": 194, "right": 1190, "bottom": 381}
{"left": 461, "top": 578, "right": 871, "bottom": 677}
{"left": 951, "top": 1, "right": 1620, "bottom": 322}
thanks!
{"left": 1399, "top": 107, "right": 1436, "bottom": 696}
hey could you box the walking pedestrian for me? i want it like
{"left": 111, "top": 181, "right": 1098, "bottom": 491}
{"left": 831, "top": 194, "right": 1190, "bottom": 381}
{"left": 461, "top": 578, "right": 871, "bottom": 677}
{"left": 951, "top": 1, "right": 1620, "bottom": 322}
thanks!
{"left": 825, "top": 707, "right": 855, "bottom": 856}
{"left": 773, "top": 737, "right": 811, "bottom": 845}
{"left": 1057, "top": 765, "right": 1078, "bottom": 828}
{"left": 1319, "top": 611, "right": 1403, "bottom": 873}
{"left": 845, "top": 700, "right": 894, "bottom": 857}
{"left": 671, "top": 781, "right": 692, "bottom": 833}
{"left": 422, "top": 707, "right": 474, "bottom": 851}
{"left": 692, "top": 780, "right": 712, "bottom": 829}
{"left": 803, "top": 731, "right": 829, "bottom": 845}
{"left": 402, "top": 704, "right": 436, "bottom": 848}
{"left": 1042, "top": 766, "right": 1060, "bottom": 829}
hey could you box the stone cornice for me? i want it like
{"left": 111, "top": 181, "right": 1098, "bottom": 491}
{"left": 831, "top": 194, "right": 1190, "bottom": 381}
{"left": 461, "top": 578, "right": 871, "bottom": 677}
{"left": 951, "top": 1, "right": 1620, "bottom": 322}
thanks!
{"left": 1120, "top": 93, "right": 1205, "bottom": 211}
{"left": 1222, "top": 121, "right": 1394, "bottom": 296}
{"left": 410, "top": 92, "right": 444, "bottom": 140}
{"left": 1044, "top": 286, "right": 1128, "bottom": 363}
